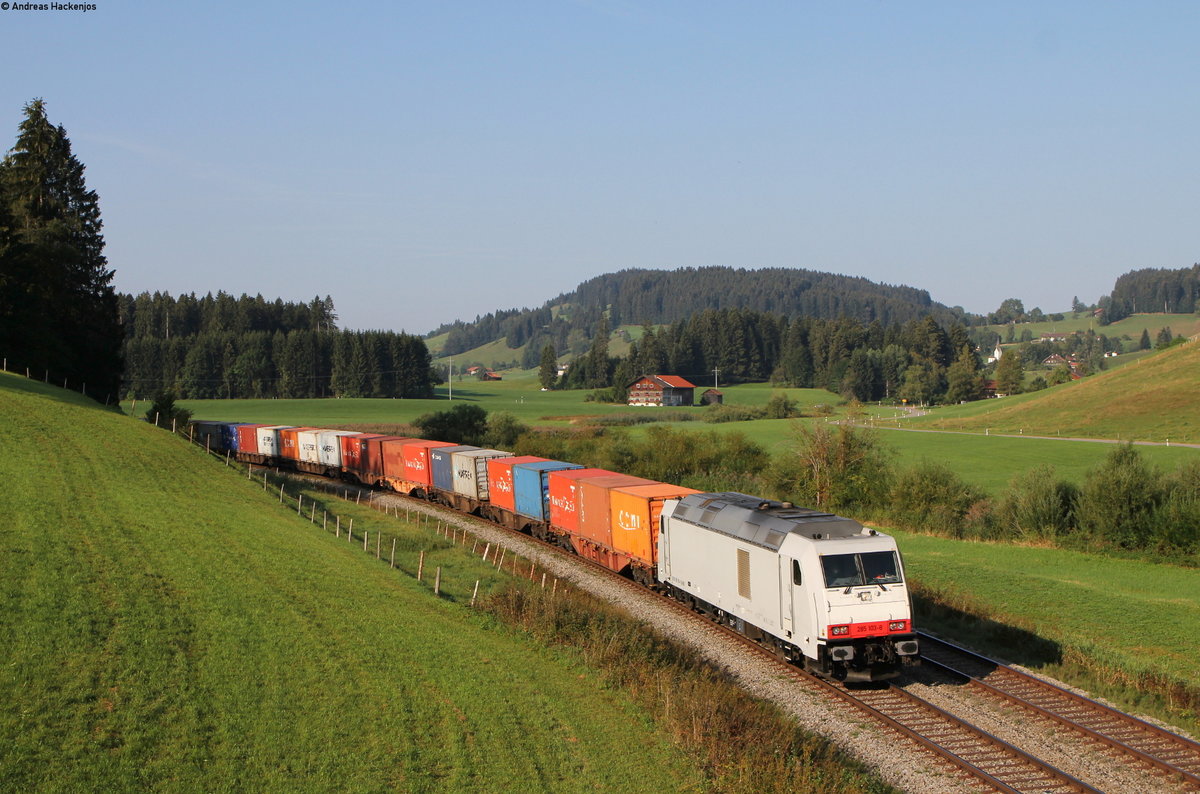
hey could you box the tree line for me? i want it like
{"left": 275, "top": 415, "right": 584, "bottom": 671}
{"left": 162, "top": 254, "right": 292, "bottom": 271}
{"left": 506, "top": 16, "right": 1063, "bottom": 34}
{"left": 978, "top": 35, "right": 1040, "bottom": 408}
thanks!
{"left": 120, "top": 291, "right": 436, "bottom": 400}
{"left": 0, "top": 100, "right": 123, "bottom": 401}
{"left": 546, "top": 309, "right": 996, "bottom": 406}
{"left": 1099, "top": 264, "right": 1200, "bottom": 324}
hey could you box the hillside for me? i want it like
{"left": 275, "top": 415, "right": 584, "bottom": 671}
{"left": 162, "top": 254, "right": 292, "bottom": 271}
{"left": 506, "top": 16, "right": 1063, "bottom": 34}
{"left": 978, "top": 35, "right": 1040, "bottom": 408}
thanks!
{"left": 0, "top": 372, "right": 711, "bottom": 791}
{"left": 432, "top": 265, "right": 971, "bottom": 361}
{"left": 914, "top": 340, "right": 1200, "bottom": 443}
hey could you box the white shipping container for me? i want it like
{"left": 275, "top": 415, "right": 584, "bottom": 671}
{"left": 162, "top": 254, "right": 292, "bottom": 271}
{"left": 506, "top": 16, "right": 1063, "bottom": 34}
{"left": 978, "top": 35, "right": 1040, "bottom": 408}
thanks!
{"left": 297, "top": 430, "right": 323, "bottom": 464}
{"left": 256, "top": 425, "right": 295, "bottom": 457}
{"left": 452, "top": 449, "right": 512, "bottom": 500}
{"left": 318, "top": 430, "right": 358, "bottom": 467}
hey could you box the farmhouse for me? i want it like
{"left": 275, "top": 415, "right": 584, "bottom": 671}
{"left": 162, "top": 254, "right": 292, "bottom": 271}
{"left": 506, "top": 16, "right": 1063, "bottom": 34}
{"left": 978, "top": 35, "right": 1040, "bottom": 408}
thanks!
{"left": 627, "top": 375, "right": 696, "bottom": 406}
{"left": 700, "top": 388, "right": 724, "bottom": 405}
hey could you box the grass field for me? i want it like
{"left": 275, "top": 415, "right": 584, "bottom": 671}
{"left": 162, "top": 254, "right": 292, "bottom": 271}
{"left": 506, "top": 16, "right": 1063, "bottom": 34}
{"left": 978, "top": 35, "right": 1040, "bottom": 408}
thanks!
{"left": 0, "top": 371, "right": 715, "bottom": 791}
{"left": 893, "top": 528, "right": 1200, "bottom": 730}
{"left": 164, "top": 367, "right": 1199, "bottom": 498}
{"left": 913, "top": 339, "right": 1200, "bottom": 444}
{"left": 981, "top": 312, "right": 1200, "bottom": 342}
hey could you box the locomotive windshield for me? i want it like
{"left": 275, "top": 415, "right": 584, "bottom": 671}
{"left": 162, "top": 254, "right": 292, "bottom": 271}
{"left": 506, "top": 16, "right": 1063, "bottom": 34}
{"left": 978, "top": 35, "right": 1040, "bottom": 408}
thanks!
{"left": 821, "top": 551, "right": 902, "bottom": 588}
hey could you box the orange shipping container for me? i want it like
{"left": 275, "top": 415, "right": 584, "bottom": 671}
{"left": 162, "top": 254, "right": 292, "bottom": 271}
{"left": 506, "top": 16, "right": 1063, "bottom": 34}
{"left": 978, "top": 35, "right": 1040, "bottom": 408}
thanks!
{"left": 278, "top": 426, "right": 319, "bottom": 461}
{"left": 546, "top": 469, "right": 613, "bottom": 534}
{"left": 486, "top": 456, "right": 548, "bottom": 512}
{"left": 609, "top": 483, "right": 701, "bottom": 567}
{"left": 577, "top": 474, "right": 656, "bottom": 549}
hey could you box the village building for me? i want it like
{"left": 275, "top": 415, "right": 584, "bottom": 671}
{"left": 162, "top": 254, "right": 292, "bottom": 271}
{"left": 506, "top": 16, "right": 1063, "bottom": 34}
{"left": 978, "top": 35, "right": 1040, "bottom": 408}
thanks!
{"left": 700, "top": 388, "right": 724, "bottom": 406}
{"left": 626, "top": 375, "right": 697, "bottom": 406}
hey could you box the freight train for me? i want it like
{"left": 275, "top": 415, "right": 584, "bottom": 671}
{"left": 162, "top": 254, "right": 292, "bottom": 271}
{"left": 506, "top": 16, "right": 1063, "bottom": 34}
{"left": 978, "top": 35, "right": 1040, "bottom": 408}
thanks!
{"left": 190, "top": 421, "right": 919, "bottom": 682}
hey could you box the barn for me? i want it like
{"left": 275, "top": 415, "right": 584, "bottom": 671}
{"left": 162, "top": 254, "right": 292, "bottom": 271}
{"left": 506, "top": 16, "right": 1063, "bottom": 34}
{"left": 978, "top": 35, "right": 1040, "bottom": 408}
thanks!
{"left": 626, "top": 375, "right": 696, "bottom": 407}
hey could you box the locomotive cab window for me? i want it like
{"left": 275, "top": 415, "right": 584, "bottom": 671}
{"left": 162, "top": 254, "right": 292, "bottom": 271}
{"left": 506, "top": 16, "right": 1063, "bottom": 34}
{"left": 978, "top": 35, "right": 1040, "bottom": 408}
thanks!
{"left": 821, "top": 551, "right": 902, "bottom": 588}
{"left": 792, "top": 559, "right": 802, "bottom": 586}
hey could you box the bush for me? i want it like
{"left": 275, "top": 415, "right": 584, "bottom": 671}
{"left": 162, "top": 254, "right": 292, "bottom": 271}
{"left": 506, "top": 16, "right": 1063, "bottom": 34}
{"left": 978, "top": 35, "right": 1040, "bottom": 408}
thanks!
{"left": 997, "top": 465, "right": 1077, "bottom": 541}
{"left": 413, "top": 403, "right": 489, "bottom": 445}
{"left": 888, "top": 460, "right": 984, "bottom": 538}
{"left": 1074, "top": 444, "right": 1164, "bottom": 549}
{"left": 144, "top": 391, "right": 192, "bottom": 429}
{"left": 772, "top": 423, "right": 890, "bottom": 512}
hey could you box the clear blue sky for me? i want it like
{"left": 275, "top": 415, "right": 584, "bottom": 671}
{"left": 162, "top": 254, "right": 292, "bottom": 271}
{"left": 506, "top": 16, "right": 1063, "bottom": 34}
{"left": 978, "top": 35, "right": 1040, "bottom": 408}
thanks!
{"left": 3, "top": 2, "right": 1197, "bottom": 333}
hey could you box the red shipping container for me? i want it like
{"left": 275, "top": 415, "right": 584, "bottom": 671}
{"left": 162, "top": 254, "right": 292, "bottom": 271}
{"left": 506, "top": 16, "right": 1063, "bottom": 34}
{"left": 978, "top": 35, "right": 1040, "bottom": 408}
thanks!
{"left": 486, "top": 456, "right": 548, "bottom": 512}
{"left": 547, "top": 469, "right": 615, "bottom": 534}
{"left": 368, "top": 436, "right": 413, "bottom": 481}
{"left": 609, "top": 483, "right": 701, "bottom": 567}
{"left": 577, "top": 474, "right": 656, "bottom": 549}
{"left": 339, "top": 433, "right": 385, "bottom": 474}
{"left": 236, "top": 424, "right": 267, "bottom": 455}
{"left": 399, "top": 439, "right": 456, "bottom": 487}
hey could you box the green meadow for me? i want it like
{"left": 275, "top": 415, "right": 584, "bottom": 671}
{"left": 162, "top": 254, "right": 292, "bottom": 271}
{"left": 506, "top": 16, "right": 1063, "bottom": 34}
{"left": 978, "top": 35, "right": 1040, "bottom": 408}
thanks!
{"left": 893, "top": 528, "right": 1200, "bottom": 730}
{"left": 1, "top": 371, "right": 714, "bottom": 792}
{"left": 164, "top": 368, "right": 1199, "bottom": 499}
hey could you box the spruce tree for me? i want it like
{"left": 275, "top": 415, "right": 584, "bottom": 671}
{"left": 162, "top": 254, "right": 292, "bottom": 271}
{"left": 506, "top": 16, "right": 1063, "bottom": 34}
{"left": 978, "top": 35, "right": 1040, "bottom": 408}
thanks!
{"left": 538, "top": 343, "right": 558, "bottom": 389}
{"left": 0, "top": 99, "right": 122, "bottom": 399}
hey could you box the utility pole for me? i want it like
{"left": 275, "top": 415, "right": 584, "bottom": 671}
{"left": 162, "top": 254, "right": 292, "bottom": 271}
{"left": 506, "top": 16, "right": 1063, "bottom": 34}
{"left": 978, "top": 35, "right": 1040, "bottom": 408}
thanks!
{"left": 712, "top": 368, "right": 720, "bottom": 389}
{"left": 448, "top": 356, "right": 453, "bottom": 401}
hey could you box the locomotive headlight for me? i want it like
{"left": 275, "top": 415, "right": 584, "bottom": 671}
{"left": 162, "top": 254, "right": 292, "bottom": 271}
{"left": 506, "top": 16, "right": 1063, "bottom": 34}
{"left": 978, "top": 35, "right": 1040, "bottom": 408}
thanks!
{"left": 829, "top": 624, "right": 849, "bottom": 636}
{"left": 889, "top": 621, "right": 907, "bottom": 632}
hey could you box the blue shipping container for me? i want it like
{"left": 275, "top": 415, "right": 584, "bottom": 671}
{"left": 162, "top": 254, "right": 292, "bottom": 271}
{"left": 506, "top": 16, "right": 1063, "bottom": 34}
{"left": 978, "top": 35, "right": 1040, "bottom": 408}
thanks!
{"left": 219, "top": 422, "right": 245, "bottom": 453}
{"left": 513, "top": 461, "right": 582, "bottom": 520}
{"left": 430, "top": 445, "right": 480, "bottom": 493}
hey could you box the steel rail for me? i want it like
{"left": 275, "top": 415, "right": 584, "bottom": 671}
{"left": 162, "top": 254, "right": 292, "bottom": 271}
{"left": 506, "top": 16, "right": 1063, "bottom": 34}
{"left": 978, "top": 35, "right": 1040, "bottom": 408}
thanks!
{"left": 917, "top": 631, "right": 1200, "bottom": 791}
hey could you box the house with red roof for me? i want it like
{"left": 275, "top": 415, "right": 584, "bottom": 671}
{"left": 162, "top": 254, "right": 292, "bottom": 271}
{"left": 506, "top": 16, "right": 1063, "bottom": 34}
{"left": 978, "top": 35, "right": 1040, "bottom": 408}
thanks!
{"left": 626, "top": 374, "right": 697, "bottom": 406}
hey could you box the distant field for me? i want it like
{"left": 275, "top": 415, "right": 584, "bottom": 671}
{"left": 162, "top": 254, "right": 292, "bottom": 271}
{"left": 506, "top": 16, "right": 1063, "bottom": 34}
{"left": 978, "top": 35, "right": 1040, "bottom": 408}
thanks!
{"left": 893, "top": 527, "right": 1200, "bottom": 731}
{"left": 913, "top": 340, "right": 1200, "bottom": 443}
{"left": 165, "top": 371, "right": 1199, "bottom": 497}
{"left": 1, "top": 372, "right": 711, "bottom": 791}
{"left": 982, "top": 312, "right": 1200, "bottom": 342}
{"left": 165, "top": 375, "right": 843, "bottom": 428}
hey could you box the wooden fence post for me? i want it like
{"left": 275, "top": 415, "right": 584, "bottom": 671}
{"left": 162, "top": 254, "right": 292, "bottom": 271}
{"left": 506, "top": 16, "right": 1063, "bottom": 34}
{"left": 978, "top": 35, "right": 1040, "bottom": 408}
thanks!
{"left": 376, "top": 532, "right": 380, "bottom": 559}
{"left": 417, "top": 551, "right": 425, "bottom": 582}
{"left": 390, "top": 538, "right": 396, "bottom": 569}
{"left": 496, "top": 548, "right": 506, "bottom": 570}
{"left": 433, "top": 567, "right": 441, "bottom": 596}
{"left": 470, "top": 580, "right": 480, "bottom": 607}
{"left": 297, "top": 494, "right": 303, "bottom": 515}
{"left": 336, "top": 516, "right": 341, "bottom": 537}
{"left": 482, "top": 543, "right": 491, "bottom": 563}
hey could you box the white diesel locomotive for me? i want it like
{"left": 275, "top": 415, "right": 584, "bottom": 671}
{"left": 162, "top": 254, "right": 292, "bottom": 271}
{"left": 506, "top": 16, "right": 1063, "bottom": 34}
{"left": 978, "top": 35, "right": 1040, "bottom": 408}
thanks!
{"left": 658, "top": 492, "right": 919, "bottom": 682}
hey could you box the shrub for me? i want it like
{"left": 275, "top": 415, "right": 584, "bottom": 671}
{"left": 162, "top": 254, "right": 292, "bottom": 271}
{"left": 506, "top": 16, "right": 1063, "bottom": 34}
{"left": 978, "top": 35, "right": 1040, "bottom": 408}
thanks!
{"left": 997, "top": 465, "right": 1077, "bottom": 541}
{"left": 772, "top": 423, "right": 890, "bottom": 512}
{"left": 1074, "top": 444, "right": 1164, "bottom": 549}
{"left": 888, "top": 460, "right": 984, "bottom": 538}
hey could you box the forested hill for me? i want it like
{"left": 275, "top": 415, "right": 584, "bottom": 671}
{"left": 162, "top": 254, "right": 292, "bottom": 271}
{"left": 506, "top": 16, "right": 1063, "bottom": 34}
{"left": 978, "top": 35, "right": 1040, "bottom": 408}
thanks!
{"left": 1101, "top": 263, "right": 1200, "bottom": 324}
{"left": 431, "top": 266, "right": 970, "bottom": 360}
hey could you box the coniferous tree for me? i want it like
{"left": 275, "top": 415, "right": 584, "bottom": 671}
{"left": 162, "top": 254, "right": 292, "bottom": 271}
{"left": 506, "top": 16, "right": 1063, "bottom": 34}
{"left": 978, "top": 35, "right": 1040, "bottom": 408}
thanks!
{"left": 538, "top": 343, "right": 558, "bottom": 389}
{"left": 0, "top": 99, "right": 122, "bottom": 398}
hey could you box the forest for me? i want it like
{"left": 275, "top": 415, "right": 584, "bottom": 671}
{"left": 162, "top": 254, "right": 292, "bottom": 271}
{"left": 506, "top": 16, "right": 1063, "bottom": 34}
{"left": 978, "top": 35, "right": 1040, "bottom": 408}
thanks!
{"left": 119, "top": 291, "right": 436, "bottom": 400}
{"left": 1100, "top": 263, "right": 1200, "bottom": 323}
{"left": 430, "top": 266, "right": 971, "bottom": 361}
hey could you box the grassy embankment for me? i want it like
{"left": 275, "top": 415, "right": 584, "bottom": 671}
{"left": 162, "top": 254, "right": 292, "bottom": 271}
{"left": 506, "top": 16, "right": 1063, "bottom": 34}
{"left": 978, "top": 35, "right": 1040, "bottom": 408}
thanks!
{"left": 2, "top": 372, "right": 891, "bottom": 794}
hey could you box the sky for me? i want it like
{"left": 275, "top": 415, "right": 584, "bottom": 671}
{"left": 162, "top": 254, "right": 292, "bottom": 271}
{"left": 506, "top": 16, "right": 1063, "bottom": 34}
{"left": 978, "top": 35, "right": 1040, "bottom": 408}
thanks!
{"left": 2, "top": 2, "right": 1197, "bottom": 333}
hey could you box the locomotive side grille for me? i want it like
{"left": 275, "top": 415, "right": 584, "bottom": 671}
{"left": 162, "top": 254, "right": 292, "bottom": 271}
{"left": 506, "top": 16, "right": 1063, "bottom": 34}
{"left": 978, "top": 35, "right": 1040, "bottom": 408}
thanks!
{"left": 737, "top": 549, "right": 751, "bottom": 599}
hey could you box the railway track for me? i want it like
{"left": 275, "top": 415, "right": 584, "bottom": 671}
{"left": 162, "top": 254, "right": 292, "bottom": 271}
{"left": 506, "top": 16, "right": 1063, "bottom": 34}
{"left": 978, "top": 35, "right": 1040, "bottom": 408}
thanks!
{"left": 917, "top": 632, "right": 1200, "bottom": 791}
{"left": 369, "top": 490, "right": 1105, "bottom": 793}
{"left": 267, "top": 474, "right": 1189, "bottom": 793}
